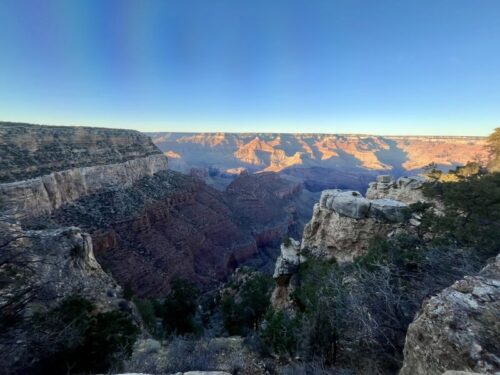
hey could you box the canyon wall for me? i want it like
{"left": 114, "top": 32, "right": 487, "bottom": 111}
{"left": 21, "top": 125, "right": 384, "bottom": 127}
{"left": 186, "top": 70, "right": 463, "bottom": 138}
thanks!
{"left": 1, "top": 122, "right": 161, "bottom": 183}
{"left": 150, "top": 132, "right": 487, "bottom": 192}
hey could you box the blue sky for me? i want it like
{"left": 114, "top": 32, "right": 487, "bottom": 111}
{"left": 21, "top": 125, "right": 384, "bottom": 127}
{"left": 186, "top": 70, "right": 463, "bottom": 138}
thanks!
{"left": 0, "top": 0, "right": 499, "bottom": 135}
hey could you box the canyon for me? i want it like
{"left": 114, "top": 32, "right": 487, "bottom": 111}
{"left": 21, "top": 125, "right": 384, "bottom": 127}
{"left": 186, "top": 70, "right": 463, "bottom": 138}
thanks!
{"left": 150, "top": 132, "right": 487, "bottom": 191}
{"left": 1, "top": 122, "right": 497, "bottom": 374}
{"left": 0, "top": 122, "right": 306, "bottom": 297}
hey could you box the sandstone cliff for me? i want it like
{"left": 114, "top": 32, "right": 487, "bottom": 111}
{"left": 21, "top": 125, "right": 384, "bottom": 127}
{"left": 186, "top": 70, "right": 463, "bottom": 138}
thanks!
{"left": 150, "top": 133, "right": 487, "bottom": 175}
{"left": 400, "top": 254, "right": 500, "bottom": 375}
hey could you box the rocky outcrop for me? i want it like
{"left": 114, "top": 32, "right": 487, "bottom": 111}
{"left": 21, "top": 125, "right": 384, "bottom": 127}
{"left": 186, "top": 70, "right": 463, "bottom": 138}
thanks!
{"left": 0, "top": 222, "right": 122, "bottom": 312}
{"left": 0, "top": 220, "right": 128, "bottom": 371}
{"left": 400, "top": 254, "right": 500, "bottom": 375}
{"left": 271, "top": 239, "right": 304, "bottom": 310}
{"left": 366, "top": 175, "right": 426, "bottom": 204}
{"left": 301, "top": 188, "right": 409, "bottom": 262}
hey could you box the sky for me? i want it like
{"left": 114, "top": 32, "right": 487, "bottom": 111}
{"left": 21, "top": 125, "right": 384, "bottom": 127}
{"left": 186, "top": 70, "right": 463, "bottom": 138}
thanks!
{"left": 0, "top": 0, "right": 499, "bottom": 135}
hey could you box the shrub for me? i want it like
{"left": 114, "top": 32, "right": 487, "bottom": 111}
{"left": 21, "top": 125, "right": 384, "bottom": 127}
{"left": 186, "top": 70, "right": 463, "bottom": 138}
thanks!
{"left": 221, "top": 272, "right": 272, "bottom": 335}
{"left": 260, "top": 309, "right": 299, "bottom": 356}
{"left": 31, "top": 295, "right": 139, "bottom": 374}
{"left": 163, "top": 279, "right": 200, "bottom": 335}
{"left": 423, "top": 172, "right": 500, "bottom": 255}
{"left": 134, "top": 298, "right": 158, "bottom": 336}
{"left": 70, "top": 244, "right": 85, "bottom": 258}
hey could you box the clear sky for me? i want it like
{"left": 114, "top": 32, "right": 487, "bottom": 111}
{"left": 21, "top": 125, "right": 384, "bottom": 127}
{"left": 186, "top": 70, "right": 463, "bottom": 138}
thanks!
{"left": 0, "top": 0, "right": 499, "bottom": 135}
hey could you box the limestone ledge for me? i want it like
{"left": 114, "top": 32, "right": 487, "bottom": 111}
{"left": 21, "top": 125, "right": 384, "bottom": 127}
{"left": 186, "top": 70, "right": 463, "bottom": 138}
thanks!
{"left": 0, "top": 154, "right": 168, "bottom": 218}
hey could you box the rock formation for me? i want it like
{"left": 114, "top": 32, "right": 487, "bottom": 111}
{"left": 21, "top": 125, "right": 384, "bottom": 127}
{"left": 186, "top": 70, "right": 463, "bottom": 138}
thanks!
{"left": 271, "top": 175, "right": 423, "bottom": 310}
{"left": 366, "top": 174, "right": 427, "bottom": 204}
{"left": 0, "top": 219, "right": 128, "bottom": 371}
{"left": 301, "top": 188, "right": 409, "bottom": 262}
{"left": 270, "top": 238, "right": 304, "bottom": 310}
{"left": 400, "top": 254, "right": 500, "bottom": 375}
{"left": 0, "top": 122, "right": 162, "bottom": 183}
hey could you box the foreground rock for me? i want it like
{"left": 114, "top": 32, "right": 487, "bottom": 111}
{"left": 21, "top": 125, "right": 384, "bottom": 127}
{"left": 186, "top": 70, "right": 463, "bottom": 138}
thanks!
{"left": 0, "top": 220, "right": 127, "bottom": 372}
{"left": 400, "top": 254, "right": 500, "bottom": 375}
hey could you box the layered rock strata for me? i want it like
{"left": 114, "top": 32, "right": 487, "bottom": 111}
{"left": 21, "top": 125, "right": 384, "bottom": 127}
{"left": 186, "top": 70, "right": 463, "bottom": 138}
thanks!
{"left": 0, "top": 154, "right": 168, "bottom": 218}
{"left": 400, "top": 254, "right": 500, "bottom": 375}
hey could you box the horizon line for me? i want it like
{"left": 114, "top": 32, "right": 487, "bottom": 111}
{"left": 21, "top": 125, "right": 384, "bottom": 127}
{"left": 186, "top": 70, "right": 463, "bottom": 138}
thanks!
{"left": 0, "top": 119, "right": 489, "bottom": 139}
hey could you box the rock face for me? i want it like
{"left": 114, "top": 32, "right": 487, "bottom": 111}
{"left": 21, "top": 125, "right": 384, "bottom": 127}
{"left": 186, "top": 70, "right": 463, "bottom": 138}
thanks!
{"left": 366, "top": 175, "right": 426, "bottom": 204}
{"left": 271, "top": 239, "right": 304, "bottom": 310}
{"left": 301, "top": 188, "right": 408, "bottom": 262}
{"left": 0, "top": 220, "right": 126, "bottom": 371}
{"left": 0, "top": 154, "right": 168, "bottom": 218}
{"left": 400, "top": 254, "right": 500, "bottom": 375}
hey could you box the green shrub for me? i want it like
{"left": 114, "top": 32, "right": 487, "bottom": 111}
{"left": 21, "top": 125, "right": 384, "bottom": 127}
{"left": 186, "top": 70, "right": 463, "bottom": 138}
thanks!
{"left": 423, "top": 172, "right": 500, "bottom": 255}
{"left": 70, "top": 244, "right": 85, "bottom": 258}
{"left": 221, "top": 272, "right": 272, "bottom": 335}
{"left": 134, "top": 298, "right": 157, "bottom": 336}
{"left": 260, "top": 309, "right": 299, "bottom": 356}
{"left": 32, "top": 295, "right": 139, "bottom": 374}
{"left": 163, "top": 279, "right": 200, "bottom": 335}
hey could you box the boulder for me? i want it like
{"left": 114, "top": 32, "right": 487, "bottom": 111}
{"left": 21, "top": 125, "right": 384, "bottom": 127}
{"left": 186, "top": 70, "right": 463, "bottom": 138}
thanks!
{"left": 319, "top": 189, "right": 341, "bottom": 208}
{"left": 330, "top": 191, "right": 371, "bottom": 219}
{"left": 369, "top": 198, "right": 407, "bottom": 222}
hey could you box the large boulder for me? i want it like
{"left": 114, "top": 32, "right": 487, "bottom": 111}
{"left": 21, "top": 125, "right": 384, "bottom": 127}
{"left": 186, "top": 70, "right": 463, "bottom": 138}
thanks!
{"left": 330, "top": 190, "right": 371, "bottom": 219}
{"left": 369, "top": 198, "right": 407, "bottom": 222}
{"left": 400, "top": 254, "right": 500, "bottom": 375}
